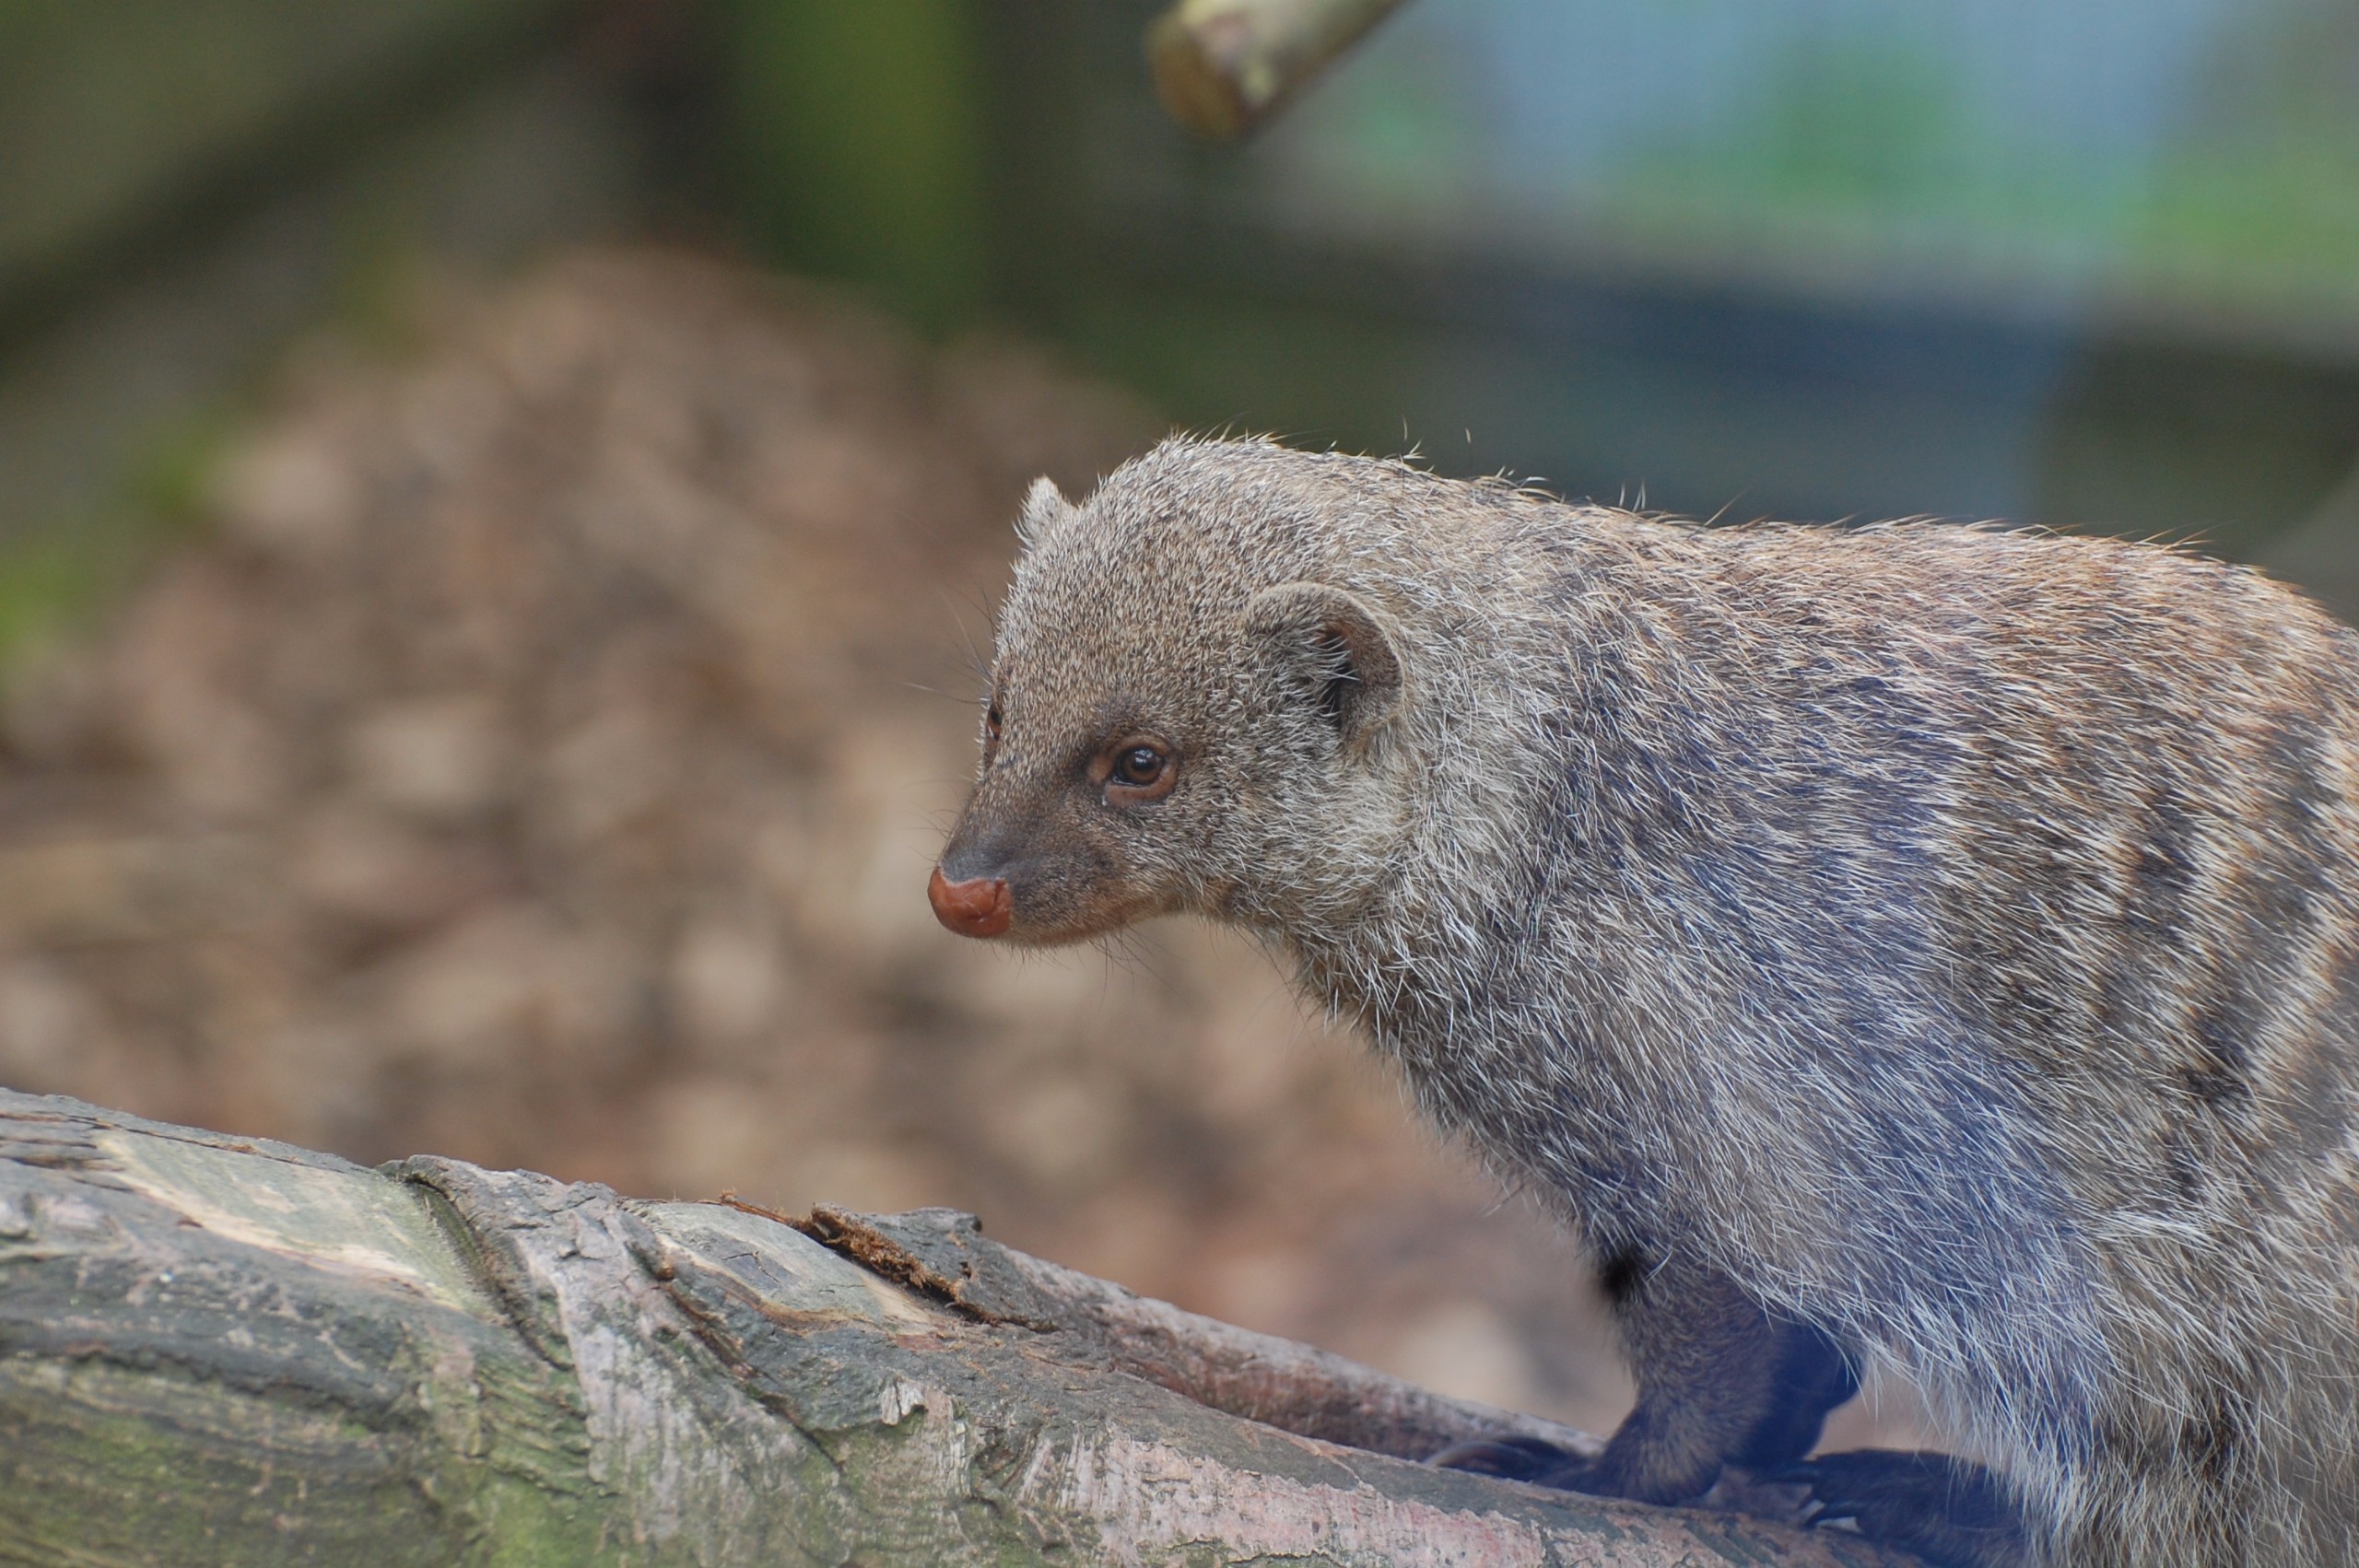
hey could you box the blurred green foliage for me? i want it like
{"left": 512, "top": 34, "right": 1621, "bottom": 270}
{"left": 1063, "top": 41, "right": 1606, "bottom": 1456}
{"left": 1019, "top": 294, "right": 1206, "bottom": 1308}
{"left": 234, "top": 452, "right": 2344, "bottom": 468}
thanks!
{"left": 719, "top": 0, "right": 988, "bottom": 333}
{"left": 0, "top": 0, "right": 563, "bottom": 308}
{"left": 0, "top": 401, "right": 237, "bottom": 663}
{"left": 2133, "top": 5, "right": 2359, "bottom": 306}
{"left": 1637, "top": 38, "right": 1978, "bottom": 216}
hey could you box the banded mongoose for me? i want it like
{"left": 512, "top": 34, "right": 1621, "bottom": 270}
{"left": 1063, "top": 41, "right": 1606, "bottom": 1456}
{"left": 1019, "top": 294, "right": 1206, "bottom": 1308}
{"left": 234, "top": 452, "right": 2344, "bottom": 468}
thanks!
{"left": 927, "top": 436, "right": 2359, "bottom": 1567}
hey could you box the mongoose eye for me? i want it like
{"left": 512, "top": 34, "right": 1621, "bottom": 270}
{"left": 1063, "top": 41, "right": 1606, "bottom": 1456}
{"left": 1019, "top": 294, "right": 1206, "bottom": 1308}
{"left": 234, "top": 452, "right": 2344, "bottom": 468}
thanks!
{"left": 1100, "top": 737, "right": 1176, "bottom": 803}
{"left": 980, "top": 700, "right": 1006, "bottom": 766}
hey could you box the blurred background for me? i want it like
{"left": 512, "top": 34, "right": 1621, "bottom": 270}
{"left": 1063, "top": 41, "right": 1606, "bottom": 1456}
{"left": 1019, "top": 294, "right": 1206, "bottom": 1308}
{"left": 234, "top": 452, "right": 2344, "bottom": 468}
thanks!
{"left": 2, "top": 0, "right": 2355, "bottom": 1445}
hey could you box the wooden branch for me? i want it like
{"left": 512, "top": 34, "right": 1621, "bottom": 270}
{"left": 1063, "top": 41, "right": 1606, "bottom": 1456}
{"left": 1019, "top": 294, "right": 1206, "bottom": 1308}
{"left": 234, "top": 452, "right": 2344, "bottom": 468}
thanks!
{"left": 0, "top": 1088, "right": 1911, "bottom": 1565}
{"left": 1148, "top": 0, "right": 1414, "bottom": 139}
{"left": 794, "top": 1201, "right": 1604, "bottom": 1463}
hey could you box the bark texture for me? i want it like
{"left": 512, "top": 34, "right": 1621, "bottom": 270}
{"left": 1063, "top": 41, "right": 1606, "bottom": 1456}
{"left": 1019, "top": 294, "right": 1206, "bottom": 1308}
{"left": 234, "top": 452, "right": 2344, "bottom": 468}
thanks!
{"left": 0, "top": 1087, "right": 1913, "bottom": 1565}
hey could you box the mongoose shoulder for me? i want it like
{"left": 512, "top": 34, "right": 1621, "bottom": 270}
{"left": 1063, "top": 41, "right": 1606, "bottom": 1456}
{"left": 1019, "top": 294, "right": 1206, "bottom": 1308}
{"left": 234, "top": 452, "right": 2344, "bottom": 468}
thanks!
{"left": 930, "top": 436, "right": 2359, "bottom": 1568}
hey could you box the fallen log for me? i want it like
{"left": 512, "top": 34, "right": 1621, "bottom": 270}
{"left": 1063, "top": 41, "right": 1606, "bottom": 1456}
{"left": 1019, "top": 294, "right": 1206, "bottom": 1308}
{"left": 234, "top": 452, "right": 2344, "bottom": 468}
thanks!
{"left": 0, "top": 1088, "right": 1909, "bottom": 1565}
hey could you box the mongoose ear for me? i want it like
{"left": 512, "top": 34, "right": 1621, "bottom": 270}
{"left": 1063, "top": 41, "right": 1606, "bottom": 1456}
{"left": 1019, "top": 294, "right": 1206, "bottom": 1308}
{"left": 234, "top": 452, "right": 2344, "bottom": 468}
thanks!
{"left": 1245, "top": 582, "right": 1403, "bottom": 745}
{"left": 1015, "top": 476, "right": 1068, "bottom": 548}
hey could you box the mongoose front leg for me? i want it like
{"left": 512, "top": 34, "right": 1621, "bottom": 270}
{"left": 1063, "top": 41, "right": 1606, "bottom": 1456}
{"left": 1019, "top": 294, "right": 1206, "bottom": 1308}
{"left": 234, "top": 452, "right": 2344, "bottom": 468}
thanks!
{"left": 1585, "top": 1253, "right": 1860, "bottom": 1502}
{"left": 1436, "top": 1254, "right": 1856, "bottom": 1504}
{"left": 1582, "top": 1256, "right": 2036, "bottom": 1566}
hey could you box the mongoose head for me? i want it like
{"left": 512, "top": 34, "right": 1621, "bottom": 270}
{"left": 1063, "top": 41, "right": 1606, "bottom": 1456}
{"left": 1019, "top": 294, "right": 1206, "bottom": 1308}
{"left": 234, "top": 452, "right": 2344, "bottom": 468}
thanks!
{"left": 930, "top": 439, "right": 1414, "bottom": 946}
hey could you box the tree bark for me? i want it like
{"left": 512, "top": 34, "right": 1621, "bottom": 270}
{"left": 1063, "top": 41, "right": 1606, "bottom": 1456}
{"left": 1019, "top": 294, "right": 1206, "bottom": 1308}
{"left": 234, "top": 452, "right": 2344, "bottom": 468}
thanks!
{"left": 0, "top": 1088, "right": 1911, "bottom": 1565}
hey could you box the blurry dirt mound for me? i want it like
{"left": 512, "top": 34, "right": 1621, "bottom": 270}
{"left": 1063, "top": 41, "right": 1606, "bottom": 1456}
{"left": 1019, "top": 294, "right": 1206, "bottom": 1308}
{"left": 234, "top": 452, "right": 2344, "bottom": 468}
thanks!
{"left": 0, "top": 248, "right": 1646, "bottom": 1428}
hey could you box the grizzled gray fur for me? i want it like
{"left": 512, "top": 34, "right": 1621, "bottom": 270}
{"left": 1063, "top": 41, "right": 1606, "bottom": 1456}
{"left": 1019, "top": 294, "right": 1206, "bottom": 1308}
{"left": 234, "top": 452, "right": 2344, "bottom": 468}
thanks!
{"left": 929, "top": 436, "right": 2359, "bottom": 1567}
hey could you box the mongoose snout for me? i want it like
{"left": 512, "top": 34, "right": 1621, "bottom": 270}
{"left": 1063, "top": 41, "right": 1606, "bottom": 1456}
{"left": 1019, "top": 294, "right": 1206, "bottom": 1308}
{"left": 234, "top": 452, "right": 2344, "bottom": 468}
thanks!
{"left": 927, "top": 866, "right": 1012, "bottom": 938}
{"left": 937, "top": 437, "right": 2359, "bottom": 1567}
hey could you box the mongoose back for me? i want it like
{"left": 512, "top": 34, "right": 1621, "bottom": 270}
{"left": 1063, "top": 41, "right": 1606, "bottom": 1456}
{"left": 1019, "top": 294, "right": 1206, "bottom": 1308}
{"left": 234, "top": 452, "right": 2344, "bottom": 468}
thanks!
{"left": 928, "top": 436, "right": 2359, "bottom": 1567}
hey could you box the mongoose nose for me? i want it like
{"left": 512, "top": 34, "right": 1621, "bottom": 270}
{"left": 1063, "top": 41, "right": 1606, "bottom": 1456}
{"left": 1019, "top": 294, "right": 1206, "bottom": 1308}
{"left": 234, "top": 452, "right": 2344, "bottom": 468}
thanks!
{"left": 928, "top": 866, "right": 1012, "bottom": 938}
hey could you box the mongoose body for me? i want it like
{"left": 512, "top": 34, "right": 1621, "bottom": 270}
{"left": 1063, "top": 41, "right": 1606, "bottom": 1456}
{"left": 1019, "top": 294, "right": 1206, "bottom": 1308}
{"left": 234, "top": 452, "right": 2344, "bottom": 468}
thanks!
{"left": 930, "top": 437, "right": 2359, "bottom": 1566}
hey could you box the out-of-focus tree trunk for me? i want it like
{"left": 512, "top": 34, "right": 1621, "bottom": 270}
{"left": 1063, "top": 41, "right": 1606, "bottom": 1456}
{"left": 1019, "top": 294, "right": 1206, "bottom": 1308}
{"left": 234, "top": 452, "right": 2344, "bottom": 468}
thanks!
{"left": 0, "top": 1088, "right": 1907, "bottom": 1565}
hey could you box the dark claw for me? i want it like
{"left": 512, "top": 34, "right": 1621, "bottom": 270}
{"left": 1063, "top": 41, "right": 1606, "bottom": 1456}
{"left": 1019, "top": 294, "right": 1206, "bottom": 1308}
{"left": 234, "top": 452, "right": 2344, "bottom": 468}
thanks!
{"left": 1769, "top": 1450, "right": 2033, "bottom": 1568}
{"left": 1427, "top": 1433, "right": 1599, "bottom": 1490}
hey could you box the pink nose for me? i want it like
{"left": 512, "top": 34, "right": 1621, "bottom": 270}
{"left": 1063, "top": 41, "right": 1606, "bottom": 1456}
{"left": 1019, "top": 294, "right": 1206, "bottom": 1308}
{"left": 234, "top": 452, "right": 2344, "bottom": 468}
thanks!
{"left": 928, "top": 867, "right": 1012, "bottom": 938}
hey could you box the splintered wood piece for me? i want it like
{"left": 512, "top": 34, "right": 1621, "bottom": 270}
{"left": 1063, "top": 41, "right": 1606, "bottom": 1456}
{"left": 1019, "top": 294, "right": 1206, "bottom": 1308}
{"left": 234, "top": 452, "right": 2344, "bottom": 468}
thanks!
{"left": 1148, "top": 0, "right": 1414, "bottom": 138}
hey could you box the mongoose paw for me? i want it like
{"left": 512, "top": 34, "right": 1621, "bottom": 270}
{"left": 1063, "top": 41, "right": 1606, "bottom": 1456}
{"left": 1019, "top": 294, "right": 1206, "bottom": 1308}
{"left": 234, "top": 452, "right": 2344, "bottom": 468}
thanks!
{"left": 1426, "top": 1433, "right": 1602, "bottom": 1491}
{"left": 1770, "top": 1449, "right": 2031, "bottom": 1568}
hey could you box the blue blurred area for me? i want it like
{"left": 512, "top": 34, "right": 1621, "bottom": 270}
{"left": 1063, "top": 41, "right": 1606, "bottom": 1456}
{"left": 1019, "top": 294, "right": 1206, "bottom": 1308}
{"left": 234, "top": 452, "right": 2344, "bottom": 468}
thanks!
{"left": 1276, "top": 0, "right": 2275, "bottom": 297}
{"left": 1001, "top": 0, "right": 2359, "bottom": 556}
{"left": 1262, "top": 0, "right": 2359, "bottom": 348}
